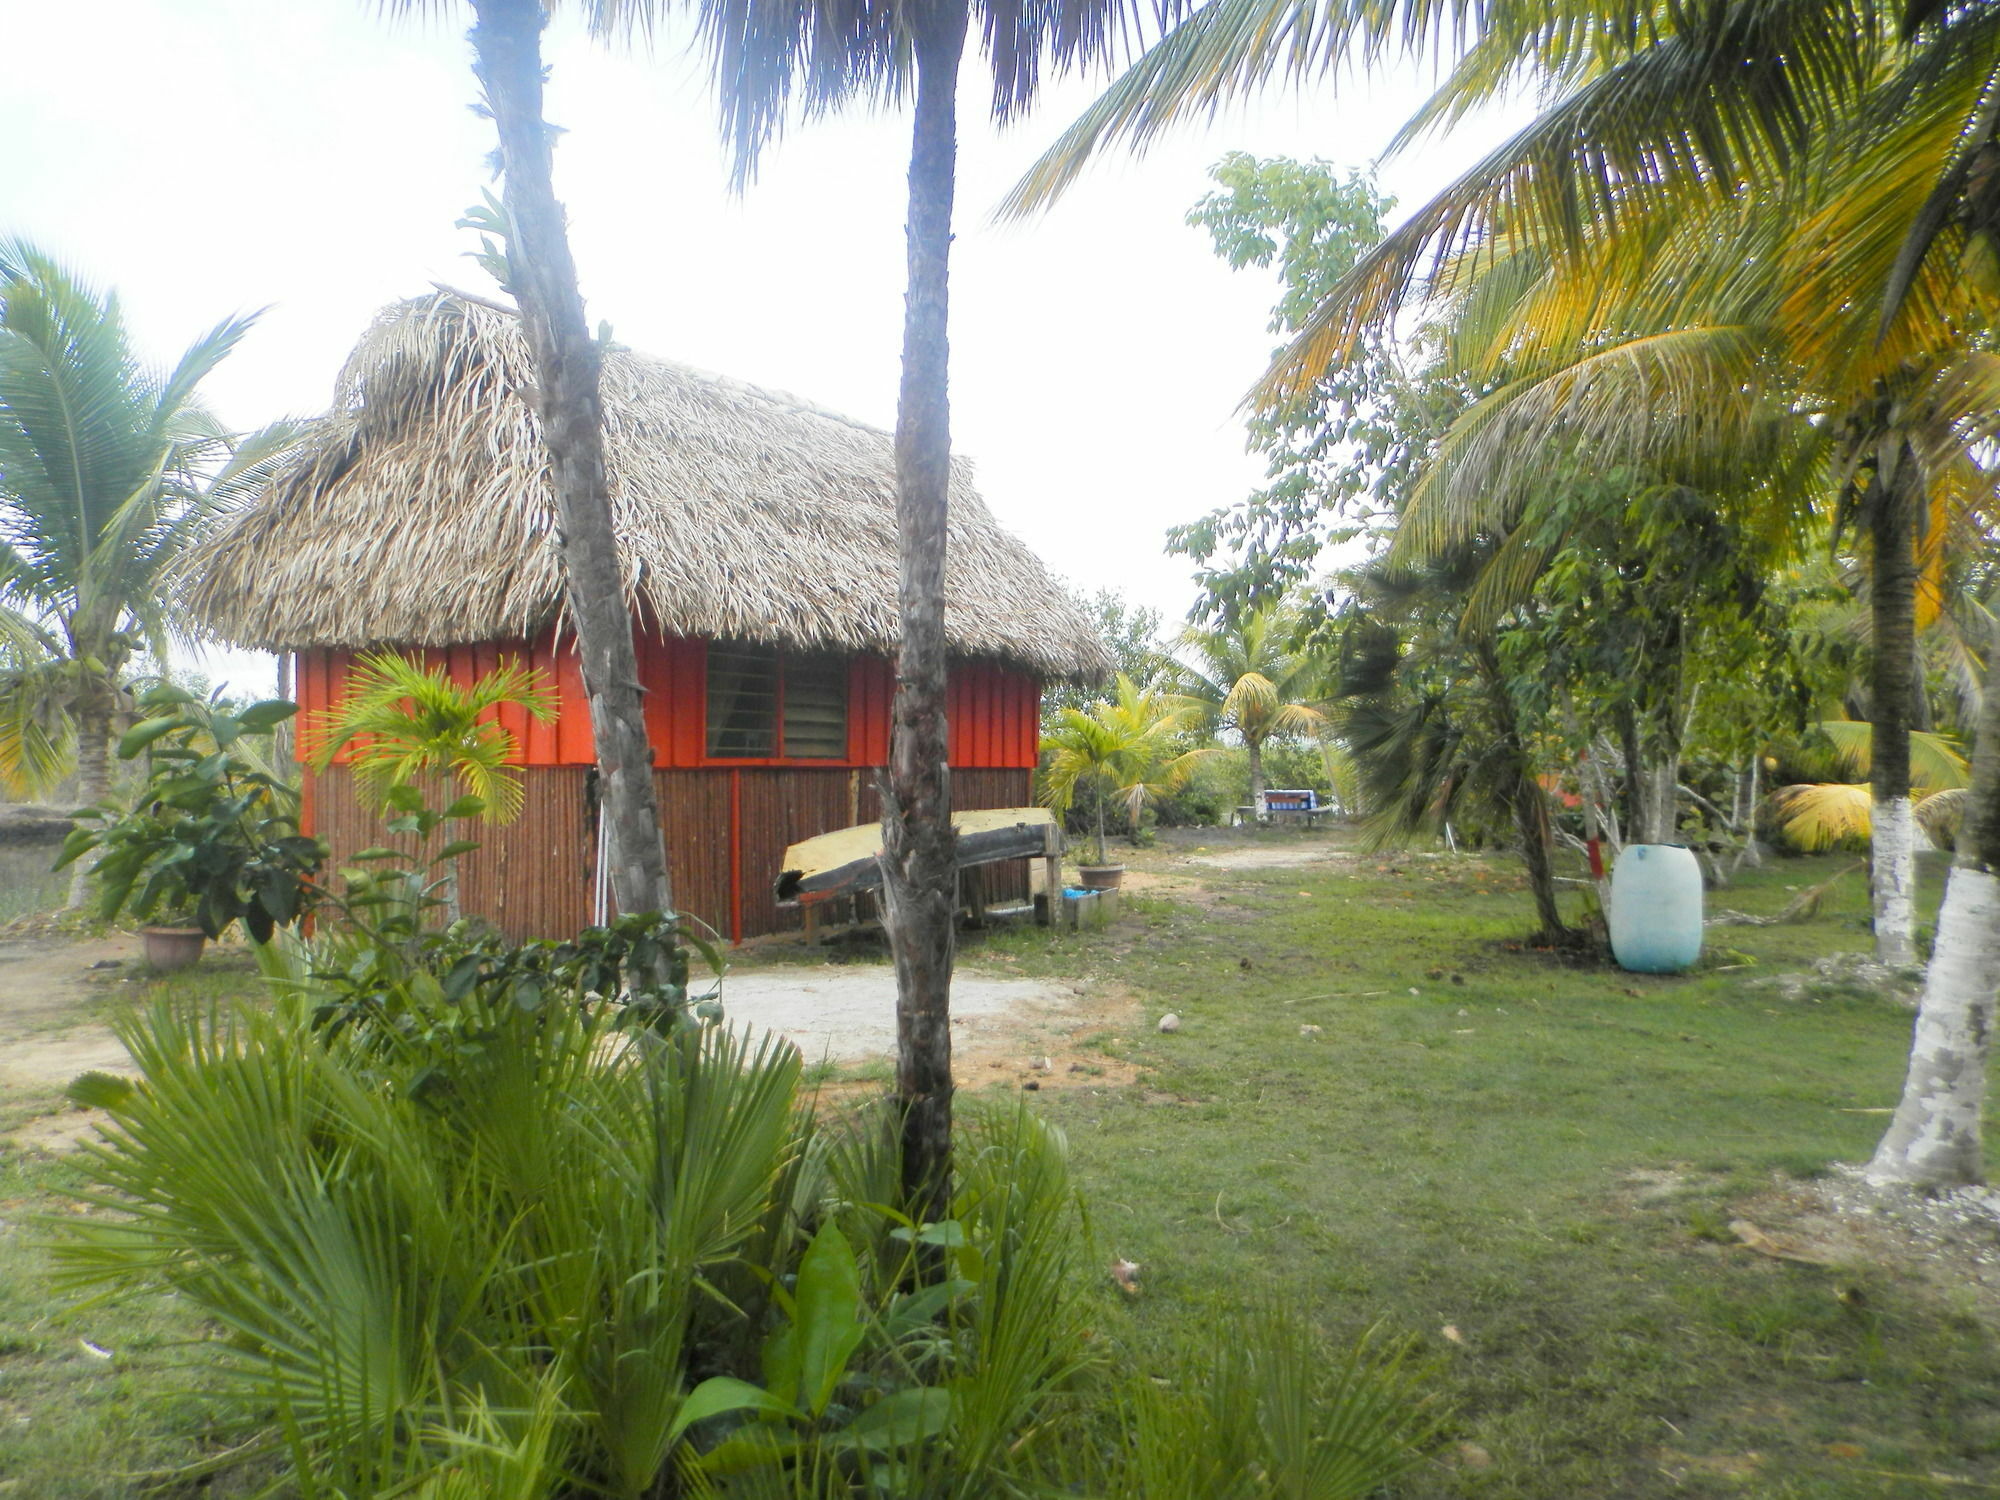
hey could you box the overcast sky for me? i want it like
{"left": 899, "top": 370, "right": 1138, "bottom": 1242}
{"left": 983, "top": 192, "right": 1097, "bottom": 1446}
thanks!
{"left": 3, "top": 0, "right": 1517, "bottom": 694}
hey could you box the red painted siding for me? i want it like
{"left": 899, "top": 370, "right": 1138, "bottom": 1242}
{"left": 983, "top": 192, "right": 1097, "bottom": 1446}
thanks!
{"left": 293, "top": 636, "right": 1042, "bottom": 773}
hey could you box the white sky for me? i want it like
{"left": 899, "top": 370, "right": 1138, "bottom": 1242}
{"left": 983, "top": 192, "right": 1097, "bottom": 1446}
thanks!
{"left": 2, "top": 0, "right": 1519, "bottom": 697}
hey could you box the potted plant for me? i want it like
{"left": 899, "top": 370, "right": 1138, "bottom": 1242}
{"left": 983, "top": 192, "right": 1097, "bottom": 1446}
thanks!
{"left": 1040, "top": 675, "right": 1210, "bottom": 891}
{"left": 139, "top": 899, "right": 208, "bottom": 973}
{"left": 60, "top": 686, "right": 325, "bottom": 959}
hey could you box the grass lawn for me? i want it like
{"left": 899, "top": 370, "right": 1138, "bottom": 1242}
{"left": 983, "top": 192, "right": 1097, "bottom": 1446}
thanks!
{"left": 970, "top": 832, "right": 2000, "bottom": 1498}
{"left": 2, "top": 835, "right": 1996, "bottom": 1497}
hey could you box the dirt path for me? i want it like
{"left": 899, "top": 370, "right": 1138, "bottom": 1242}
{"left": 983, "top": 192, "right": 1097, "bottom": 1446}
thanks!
{"left": 0, "top": 935, "right": 138, "bottom": 1088}
{"left": 0, "top": 934, "right": 142, "bottom": 1152}
{"left": 723, "top": 964, "right": 1142, "bottom": 1093}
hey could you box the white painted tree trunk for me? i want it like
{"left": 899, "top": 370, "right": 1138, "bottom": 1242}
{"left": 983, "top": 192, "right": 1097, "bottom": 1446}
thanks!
{"left": 1865, "top": 866, "right": 2000, "bottom": 1188}
{"left": 1871, "top": 794, "right": 1919, "bottom": 968}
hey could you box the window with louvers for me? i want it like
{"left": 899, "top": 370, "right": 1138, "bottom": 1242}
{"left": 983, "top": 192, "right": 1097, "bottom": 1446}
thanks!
{"left": 704, "top": 644, "right": 849, "bottom": 760}
{"left": 781, "top": 654, "right": 848, "bottom": 759}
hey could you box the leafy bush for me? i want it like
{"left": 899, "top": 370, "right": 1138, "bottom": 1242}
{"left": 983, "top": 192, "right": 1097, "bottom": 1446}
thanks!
{"left": 57, "top": 684, "right": 320, "bottom": 938}
{"left": 61, "top": 971, "right": 1432, "bottom": 1497}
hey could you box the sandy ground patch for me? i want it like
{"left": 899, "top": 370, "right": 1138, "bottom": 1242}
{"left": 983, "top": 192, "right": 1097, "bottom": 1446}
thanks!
{"left": 724, "top": 963, "right": 1142, "bottom": 1093}
{"left": 0, "top": 935, "right": 1140, "bottom": 1152}
{"left": 0, "top": 935, "right": 138, "bottom": 1092}
{"left": 1181, "top": 843, "right": 1353, "bottom": 872}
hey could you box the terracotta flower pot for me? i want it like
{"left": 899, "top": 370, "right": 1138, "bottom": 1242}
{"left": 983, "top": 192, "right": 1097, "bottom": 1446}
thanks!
{"left": 1076, "top": 864, "right": 1125, "bottom": 892}
{"left": 141, "top": 925, "right": 207, "bottom": 973}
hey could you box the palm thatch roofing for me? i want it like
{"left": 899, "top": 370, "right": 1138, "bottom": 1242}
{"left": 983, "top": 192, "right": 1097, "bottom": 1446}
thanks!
{"left": 182, "top": 292, "right": 1111, "bottom": 679}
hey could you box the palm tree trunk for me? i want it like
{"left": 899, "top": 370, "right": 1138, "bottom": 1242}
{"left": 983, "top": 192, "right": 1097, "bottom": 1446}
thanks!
{"left": 881, "top": 0, "right": 969, "bottom": 1228}
{"left": 66, "top": 710, "right": 112, "bottom": 909}
{"left": 1247, "top": 736, "right": 1267, "bottom": 811}
{"left": 1478, "top": 643, "right": 1568, "bottom": 940}
{"left": 1867, "top": 614, "right": 2000, "bottom": 1188}
{"left": 1870, "top": 455, "right": 1920, "bottom": 967}
{"left": 470, "top": 0, "right": 673, "bottom": 924}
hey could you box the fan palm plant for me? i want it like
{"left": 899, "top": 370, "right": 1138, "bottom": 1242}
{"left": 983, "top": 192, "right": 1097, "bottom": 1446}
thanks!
{"left": 0, "top": 241, "right": 294, "bottom": 905}
{"left": 1171, "top": 604, "right": 1329, "bottom": 807}
{"left": 314, "top": 651, "right": 556, "bottom": 921}
{"left": 1041, "top": 674, "right": 1207, "bottom": 864}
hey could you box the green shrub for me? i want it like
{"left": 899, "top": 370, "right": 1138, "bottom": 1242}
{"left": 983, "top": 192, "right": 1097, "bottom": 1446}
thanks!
{"left": 58, "top": 972, "right": 1430, "bottom": 1497}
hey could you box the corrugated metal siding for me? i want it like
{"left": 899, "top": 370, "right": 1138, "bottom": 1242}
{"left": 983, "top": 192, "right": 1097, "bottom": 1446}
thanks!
{"left": 946, "top": 660, "right": 1040, "bottom": 768}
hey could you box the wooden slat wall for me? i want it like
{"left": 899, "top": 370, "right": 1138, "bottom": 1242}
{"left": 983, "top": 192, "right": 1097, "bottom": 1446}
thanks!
{"left": 304, "top": 763, "right": 1035, "bottom": 944}
{"left": 654, "top": 769, "right": 734, "bottom": 942}
{"left": 307, "top": 765, "right": 594, "bottom": 943}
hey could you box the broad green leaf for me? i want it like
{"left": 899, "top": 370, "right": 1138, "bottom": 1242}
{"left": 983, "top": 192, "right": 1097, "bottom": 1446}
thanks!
{"left": 235, "top": 700, "right": 299, "bottom": 731}
{"left": 839, "top": 1387, "right": 954, "bottom": 1451}
{"left": 116, "top": 716, "right": 181, "bottom": 760}
{"left": 667, "top": 1377, "right": 801, "bottom": 1447}
{"left": 764, "top": 1223, "right": 866, "bottom": 1418}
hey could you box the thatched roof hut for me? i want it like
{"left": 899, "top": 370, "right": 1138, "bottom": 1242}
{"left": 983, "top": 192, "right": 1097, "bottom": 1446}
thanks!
{"left": 182, "top": 290, "right": 1110, "bottom": 680}
{"left": 184, "top": 292, "right": 1106, "bottom": 945}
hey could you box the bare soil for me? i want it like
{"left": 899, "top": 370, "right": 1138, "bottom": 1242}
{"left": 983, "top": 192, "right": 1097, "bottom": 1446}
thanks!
{"left": 0, "top": 933, "right": 143, "bottom": 1154}
{"left": 725, "top": 963, "right": 1143, "bottom": 1094}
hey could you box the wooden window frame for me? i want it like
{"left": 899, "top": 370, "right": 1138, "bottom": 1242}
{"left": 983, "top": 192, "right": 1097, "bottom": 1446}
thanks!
{"left": 701, "top": 642, "right": 852, "bottom": 766}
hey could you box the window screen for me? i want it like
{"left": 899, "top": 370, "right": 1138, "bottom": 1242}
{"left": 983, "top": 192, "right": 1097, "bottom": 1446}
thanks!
{"left": 782, "top": 654, "right": 848, "bottom": 759}
{"left": 706, "top": 644, "right": 777, "bottom": 758}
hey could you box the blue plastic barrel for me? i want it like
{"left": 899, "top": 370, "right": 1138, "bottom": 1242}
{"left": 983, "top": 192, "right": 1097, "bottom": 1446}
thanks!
{"left": 1609, "top": 843, "right": 1703, "bottom": 974}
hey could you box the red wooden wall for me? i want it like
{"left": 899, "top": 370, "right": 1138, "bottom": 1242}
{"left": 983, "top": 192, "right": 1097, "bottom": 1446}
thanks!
{"left": 290, "top": 632, "right": 1046, "bottom": 943}
{"left": 292, "top": 634, "right": 1040, "bottom": 773}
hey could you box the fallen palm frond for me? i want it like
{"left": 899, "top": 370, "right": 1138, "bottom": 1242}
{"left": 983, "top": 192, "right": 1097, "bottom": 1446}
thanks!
{"left": 178, "top": 292, "right": 1110, "bottom": 681}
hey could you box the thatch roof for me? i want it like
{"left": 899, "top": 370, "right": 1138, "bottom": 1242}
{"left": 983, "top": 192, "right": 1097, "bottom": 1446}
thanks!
{"left": 181, "top": 292, "right": 1111, "bottom": 679}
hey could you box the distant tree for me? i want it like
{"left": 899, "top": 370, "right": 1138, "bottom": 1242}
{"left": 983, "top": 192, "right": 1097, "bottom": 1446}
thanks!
{"left": 1168, "top": 154, "right": 1459, "bottom": 620}
{"left": 1043, "top": 587, "right": 1169, "bottom": 720}
{"left": 0, "top": 241, "right": 292, "bottom": 905}
{"left": 1170, "top": 603, "right": 1328, "bottom": 805}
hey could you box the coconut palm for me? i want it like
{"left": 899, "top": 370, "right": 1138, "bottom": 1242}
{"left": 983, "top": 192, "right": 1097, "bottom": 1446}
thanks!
{"left": 1041, "top": 674, "right": 1207, "bottom": 864}
{"left": 1171, "top": 603, "right": 1328, "bottom": 807}
{"left": 683, "top": 0, "right": 1174, "bottom": 1218}
{"left": 0, "top": 241, "right": 291, "bottom": 905}
{"left": 1011, "top": 0, "right": 2000, "bottom": 1183}
{"left": 379, "top": 0, "right": 675, "bottom": 930}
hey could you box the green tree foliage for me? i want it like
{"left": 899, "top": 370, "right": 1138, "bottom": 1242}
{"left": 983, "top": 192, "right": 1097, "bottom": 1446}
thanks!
{"left": 1043, "top": 587, "right": 1171, "bottom": 721}
{"left": 1173, "top": 154, "right": 1454, "bottom": 617}
{"left": 0, "top": 242, "right": 292, "bottom": 885}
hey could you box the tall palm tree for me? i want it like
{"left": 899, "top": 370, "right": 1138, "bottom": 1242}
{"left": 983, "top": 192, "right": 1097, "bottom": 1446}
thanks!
{"left": 686, "top": 0, "right": 1170, "bottom": 1219}
{"left": 381, "top": 0, "right": 676, "bottom": 930}
{"left": 1009, "top": 0, "right": 2000, "bottom": 1184}
{"left": 0, "top": 242, "right": 290, "bottom": 905}
{"left": 1171, "top": 603, "right": 1328, "bottom": 807}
